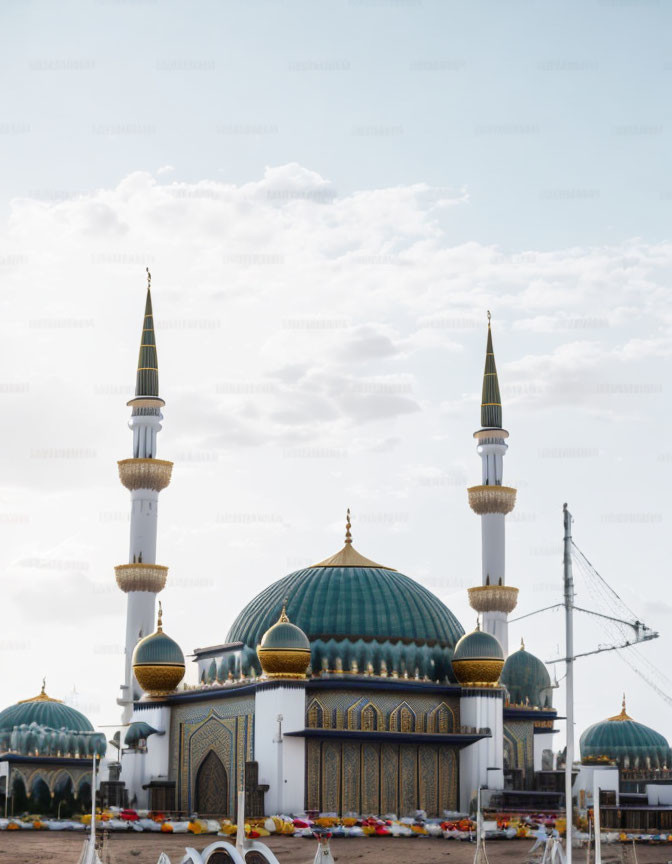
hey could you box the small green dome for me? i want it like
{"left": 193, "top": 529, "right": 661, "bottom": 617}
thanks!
{"left": 500, "top": 640, "right": 552, "bottom": 708}
{"left": 580, "top": 698, "right": 671, "bottom": 769}
{"left": 259, "top": 614, "right": 310, "bottom": 652}
{"left": 133, "top": 630, "right": 184, "bottom": 667}
{"left": 0, "top": 685, "right": 94, "bottom": 733}
{"left": 453, "top": 628, "right": 503, "bottom": 662}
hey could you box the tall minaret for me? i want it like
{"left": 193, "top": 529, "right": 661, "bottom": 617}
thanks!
{"left": 466, "top": 313, "right": 518, "bottom": 655}
{"left": 115, "top": 270, "right": 172, "bottom": 723}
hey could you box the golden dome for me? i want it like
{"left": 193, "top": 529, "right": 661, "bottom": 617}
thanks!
{"left": 132, "top": 604, "right": 185, "bottom": 696}
{"left": 257, "top": 605, "right": 311, "bottom": 680}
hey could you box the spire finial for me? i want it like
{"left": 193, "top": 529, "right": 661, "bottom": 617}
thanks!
{"left": 487, "top": 309, "right": 491, "bottom": 326}
{"left": 520, "top": 637, "right": 525, "bottom": 650}
{"left": 609, "top": 692, "right": 632, "bottom": 721}
{"left": 345, "top": 508, "right": 352, "bottom": 545}
{"left": 157, "top": 601, "right": 163, "bottom": 631}
{"left": 146, "top": 266, "right": 151, "bottom": 291}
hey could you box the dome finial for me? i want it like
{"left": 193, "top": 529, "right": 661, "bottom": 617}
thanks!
{"left": 279, "top": 596, "right": 289, "bottom": 623}
{"left": 157, "top": 601, "right": 163, "bottom": 632}
{"left": 41, "top": 677, "right": 46, "bottom": 696}
{"left": 608, "top": 693, "right": 633, "bottom": 721}
{"left": 475, "top": 617, "right": 481, "bottom": 631}
{"left": 345, "top": 508, "right": 352, "bottom": 545}
{"left": 520, "top": 637, "right": 525, "bottom": 650}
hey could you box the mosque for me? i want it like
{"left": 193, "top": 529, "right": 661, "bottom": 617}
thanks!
{"left": 1, "top": 282, "right": 670, "bottom": 825}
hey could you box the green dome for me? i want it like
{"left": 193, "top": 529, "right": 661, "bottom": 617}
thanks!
{"left": 453, "top": 628, "right": 503, "bottom": 661}
{"left": 0, "top": 686, "right": 94, "bottom": 733}
{"left": 227, "top": 538, "right": 465, "bottom": 682}
{"left": 133, "top": 630, "right": 184, "bottom": 667}
{"left": 580, "top": 700, "right": 671, "bottom": 769}
{"left": 501, "top": 641, "right": 552, "bottom": 708}
{"left": 259, "top": 617, "right": 310, "bottom": 651}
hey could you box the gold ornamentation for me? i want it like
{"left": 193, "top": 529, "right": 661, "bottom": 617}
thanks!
{"left": 452, "top": 658, "right": 504, "bottom": 686}
{"left": 467, "top": 485, "right": 517, "bottom": 515}
{"left": 608, "top": 693, "right": 633, "bottom": 722}
{"left": 118, "top": 458, "right": 173, "bottom": 491}
{"left": 134, "top": 663, "right": 185, "bottom": 696}
{"left": 18, "top": 679, "right": 62, "bottom": 704}
{"left": 468, "top": 585, "right": 519, "bottom": 614}
{"left": 115, "top": 563, "right": 168, "bottom": 593}
{"left": 256, "top": 648, "right": 310, "bottom": 679}
{"left": 310, "top": 509, "right": 393, "bottom": 568}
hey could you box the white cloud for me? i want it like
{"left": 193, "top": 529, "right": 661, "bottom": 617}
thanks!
{"left": 0, "top": 165, "right": 670, "bottom": 750}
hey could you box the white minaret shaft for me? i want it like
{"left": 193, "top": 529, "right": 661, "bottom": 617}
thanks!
{"left": 116, "top": 273, "right": 172, "bottom": 724}
{"left": 467, "top": 314, "right": 517, "bottom": 655}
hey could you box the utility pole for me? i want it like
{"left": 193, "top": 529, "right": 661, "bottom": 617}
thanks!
{"left": 564, "top": 503, "right": 575, "bottom": 864}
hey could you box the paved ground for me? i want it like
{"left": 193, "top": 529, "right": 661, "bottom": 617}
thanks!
{"left": 0, "top": 833, "right": 667, "bottom": 864}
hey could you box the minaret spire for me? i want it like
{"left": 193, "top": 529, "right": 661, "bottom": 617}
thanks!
{"left": 135, "top": 268, "right": 159, "bottom": 398}
{"left": 466, "top": 313, "right": 518, "bottom": 655}
{"left": 116, "top": 271, "right": 173, "bottom": 724}
{"left": 481, "top": 311, "right": 502, "bottom": 429}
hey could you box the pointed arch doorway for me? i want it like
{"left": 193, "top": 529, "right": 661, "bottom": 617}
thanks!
{"left": 195, "top": 750, "right": 229, "bottom": 816}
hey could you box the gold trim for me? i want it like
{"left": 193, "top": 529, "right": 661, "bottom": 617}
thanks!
{"left": 256, "top": 647, "right": 310, "bottom": 678}
{"left": 468, "top": 585, "right": 519, "bottom": 614}
{"left": 115, "top": 563, "right": 168, "bottom": 593}
{"left": 126, "top": 396, "right": 165, "bottom": 408}
{"left": 452, "top": 658, "right": 504, "bottom": 686}
{"left": 134, "top": 663, "right": 185, "bottom": 695}
{"left": 467, "top": 485, "right": 517, "bottom": 515}
{"left": 118, "top": 458, "right": 173, "bottom": 491}
{"left": 311, "top": 542, "right": 393, "bottom": 569}
{"left": 473, "top": 428, "right": 509, "bottom": 440}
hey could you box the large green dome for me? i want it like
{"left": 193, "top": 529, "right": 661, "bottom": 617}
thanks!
{"left": 580, "top": 698, "right": 671, "bottom": 770}
{"left": 500, "top": 640, "right": 553, "bottom": 708}
{"left": 0, "top": 685, "right": 94, "bottom": 732}
{"left": 227, "top": 535, "right": 464, "bottom": 683}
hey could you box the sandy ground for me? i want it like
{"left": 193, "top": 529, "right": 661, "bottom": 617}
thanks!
{"left": 0, "top": 833, "right": 668, "bottom": 864}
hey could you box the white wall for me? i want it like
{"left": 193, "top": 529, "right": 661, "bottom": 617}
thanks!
{"left": 572, "top": 764, "right": 619, "bottom": 809}
{"left": 459, "top": 690, "right": 504, "bottom": 812}
{"left": 254, "top": 684, "right": 306, "bottom": 816}
{"left": 120, "top": 705, "right": 172, "bottom": 810}
{"left": 534, "top": 731, "right": 556, "bottom": 771}
{"left": 647, "top": 784, "right": 672, "bottom": 806}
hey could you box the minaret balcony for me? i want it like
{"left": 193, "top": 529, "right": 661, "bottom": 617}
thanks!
{"left": 115, "top": 563, "right": 168, "bottom": 593}
{"left": 467, "top": 484, "right": 516, "bottom": 515}
{"left": 118, "top": 458, "right": 173, "bottom": 492}
{"left": 468, "top": 585, "right": 519, "bottom": 614}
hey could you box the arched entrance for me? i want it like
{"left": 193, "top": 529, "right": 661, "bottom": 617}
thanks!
{"left": 195, "top": 750, "right": 228, "bottom": 816}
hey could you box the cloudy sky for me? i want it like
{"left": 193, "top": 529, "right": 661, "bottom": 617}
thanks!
{"left": 1, "top": 1, "right": 671, "bottom": 750}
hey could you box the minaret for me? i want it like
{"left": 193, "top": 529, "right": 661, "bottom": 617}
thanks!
{"left": 466, "top": 313, "right": 518, "bottom": 655}
{"left": 115, "top": 270, "right": 172, "bottom": 723}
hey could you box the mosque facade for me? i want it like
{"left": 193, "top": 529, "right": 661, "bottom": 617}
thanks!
{"left": 2, "top": 281, "right": 670, "bottom": 823}
{"left": 115, "top": 285, "right": 559, "bottom": 818}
